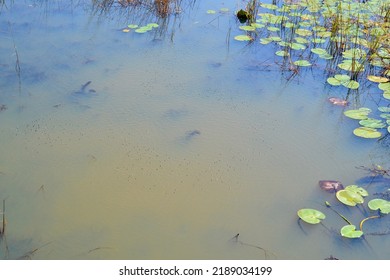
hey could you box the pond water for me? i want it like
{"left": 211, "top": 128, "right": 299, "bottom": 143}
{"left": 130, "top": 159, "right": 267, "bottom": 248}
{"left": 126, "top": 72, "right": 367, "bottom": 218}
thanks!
{"left": 0, "top": 0, "right": 390, "bottom": 259}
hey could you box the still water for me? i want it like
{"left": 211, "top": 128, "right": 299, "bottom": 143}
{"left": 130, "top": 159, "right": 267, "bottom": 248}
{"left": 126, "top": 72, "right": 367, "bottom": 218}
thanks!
{"left": 0, "top": 0, "right": 390, "bottom": 259}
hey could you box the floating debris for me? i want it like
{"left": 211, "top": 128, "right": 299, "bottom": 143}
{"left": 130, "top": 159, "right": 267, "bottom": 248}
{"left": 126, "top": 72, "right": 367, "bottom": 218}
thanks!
{"left": 328, "top": 97, "right": 348, "bottom": 106}
{"left": 319, "top": 180, "right": 344, "bottom": 192}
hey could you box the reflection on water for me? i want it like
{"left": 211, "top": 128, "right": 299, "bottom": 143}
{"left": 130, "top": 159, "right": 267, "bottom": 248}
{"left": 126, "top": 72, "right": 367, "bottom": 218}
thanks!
{"left": 0, "top": 1, "right": 390, "bottom": 259}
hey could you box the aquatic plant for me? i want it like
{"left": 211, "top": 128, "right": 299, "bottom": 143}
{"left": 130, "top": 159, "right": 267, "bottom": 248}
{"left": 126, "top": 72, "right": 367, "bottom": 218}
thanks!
{"left": 231, "top": 0, "right": 390, "bottom": 140}
{"left": 298, "top": 181, "right": 390, "bottom": 239}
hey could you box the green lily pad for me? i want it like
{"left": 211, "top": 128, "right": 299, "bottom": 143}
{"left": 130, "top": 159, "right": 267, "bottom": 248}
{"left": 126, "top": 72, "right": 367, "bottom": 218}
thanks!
{"left": 260, "top": 38, "right": 273, "bottom": 44}
{"left": 239, "top": 25, "right": 256, "bottom": 31}
{"left": 297, "top": 208, "right": 326, "bottom": 224}
{"left": 295, "top": 37, "right": 309, "bottom": 44}
{"left": 207, "top": 10, "right": 216, "bottom": 14}
{"left": 127, "top": 24, "right": 139, "bottom": 29}
{"left": 234, "top": 35, "right": 252, "bottom": 41}
{"left": 267, "top": 26, "right": 280, "bottom": 32}
{"left": 340, "top": 225, "right": 363, "bottom": 238}
{"left": 251, "top": 23, "right": 264, "bottom": 28}
{"left": 378, "top": 107, "right": 390, "bottom": 113}
{"left": 353, "top": 127, "right": 382, "bottom": 139}
{"left": 378, "top": 83, "right": 390, "bottom": 91}
{"left": 334, "top": 74, "right": 351, "bottom": 82}
{"left": 384, "top": 91, "right": 390, "bottom": 100}
{"left": 342, "top": 80, "right": 360, "bottom": 89}
{"left": 343, "top": 108, "right": 371, "bottom": 120}
{"left": 344, "top": 185, "right": 368, "bottom": 197}
{"left": 293, "top": 60, "right": 311, "bottom": 66}
{"left": 291, "top": 43, "right": 306, "bottom": 50}
{"left": 368, "top": 199, "right": 390, "bottom": 214}
{"left": 275, "top": 50, "right": 289, "bottom": 57}
{"left": 327, "top": 77, "right": 341, "bottom": 86}
{"left": 312, "top": 38, "right": 326, "bottom": 44}
{"left": 380, "top": 113, "right": 390, "bottom": 119}
{"left": 220, "top": 7, "right": 229, "bottom": 13}
{"left": 311, "top": 48, "right": 327, "bottom": 55}
{"left": 367, "top": 75, "right": 389, "bottom": 83}
{"left": 336, "top": 189, "right": 364, "bottom": 206}
{"left": 146, "top": 23, "right": 159, "bottom": 28}
{"left": 359, "top": 118, "right": 386, "bottom": 129}
{"left": 319, "top": 53, "right": 333, "bottom": 60}
{"left": 295, "top": 28, "right": 312, "bottom": 36}
{"left": 338, "top": 60, "right": 364, "bottom": 72}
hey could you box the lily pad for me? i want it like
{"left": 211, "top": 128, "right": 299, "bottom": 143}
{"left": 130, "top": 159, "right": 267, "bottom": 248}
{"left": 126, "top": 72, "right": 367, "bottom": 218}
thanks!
{"left": 359, "top": 118, "right": 386, "bottom": 129}
{"left": 336, "top": 189, "right": 364, "bottom": 206}
{"left": 343, "top": 108, "right": 371, "bottom": 120}
{"left": 380, "top": 113, "right": 390, "bottom": 119}
{"left": 297, "top": 208, "right": 326, "bottom": 224}
{"left": 378, "top": 107, "right": 390, "bottom": 113}
{"left": 353, "top": 127, "right": 382, "bottom": 139}
{"left": 378, "top": 83, "right": 390, "bottom": 91}
{"left": 127, "top": 24, "right": 139, "bottom": 29}
{"left": 334, "top": 74, "right": 351, "bottom": 82}
{"left": 368, "top": 199, "right": 390, "bottom": 214}
{"left": 344, "top": 185, "right": 368, "bottom": 197}
{"left": 293, "top": 60, "right": 311, "bottom": 66}
{"left": 342, "top": 80, "right": 359, "bottom": 89}
{"left": 384, "top": 91, "right": 390, "bottom": 100}
{"left": 327, "top": 77, "right": 341, "bottom": 86}
{"left": 367, "top": 75, "right": 389, "bottom": 83}
{"left": 275, "top": 50, "right": 289, "bottom": 57}
{"left": 206, "top": 10, "right": 216, "bottom": 14}
{"left": 340, "top": 225, "right": 363, "bottom": 238}
{"left": 311, "top": 48, "right": 328, "bottom": 55}
{"left": 234, "top": 35, "right": 252, "bottom": 41}
{"left": 239, "top": 25, "right": 256, "bottom": 31}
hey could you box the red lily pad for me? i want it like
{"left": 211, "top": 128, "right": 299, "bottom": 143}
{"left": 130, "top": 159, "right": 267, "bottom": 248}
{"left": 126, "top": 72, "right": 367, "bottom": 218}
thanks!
{"left": 319, "top": 180, "right": 344, "bottom": 192}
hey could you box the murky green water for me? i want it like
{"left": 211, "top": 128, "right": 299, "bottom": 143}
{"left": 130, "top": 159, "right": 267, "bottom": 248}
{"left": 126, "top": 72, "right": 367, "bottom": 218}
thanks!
{"left": 0, "top": 0, "right": 390, "bottom": 259}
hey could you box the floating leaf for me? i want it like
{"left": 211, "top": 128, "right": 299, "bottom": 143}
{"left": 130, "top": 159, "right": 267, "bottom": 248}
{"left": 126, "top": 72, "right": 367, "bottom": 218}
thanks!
{"left": 297, "top": 209, "right": 326, "bottom": 224}
{"left": 267, "top": 26, "right": 280, "bottom": 32}
{"left": 380, "top": 113, "right": 390, "bottom": 119}
{"left": 293, "top": 60, "right": 311, "bottom": 66}
{"left": 122, "top": 28, "right": 131, "bottom": 33}
{"left": 311, "top": 48, "right": 327, "bottom": 55}
{"left": 146, "top": 23, "right": 159, "bottom": 28}
{"left": 127, "top": 24, "right": 139, "bottom": 29}
{"left": 251, "top": 23, "right": 264, "bottom": 28}
{"left": 341, "top": 225, "right": 363, "bottom": 238}
{"left": 378, "top": 83, "right": 390, "bottom": 91}
{"left": 260, "top": 37, "right": 273, "bottom": 44}
{"left": 295, "top": 28, "right": 312, "bottom": 36}
{"left": 336, "top": 189, "right": 364, "bottom": 206}
{"left": 343, "top": 108, "right": 371, "bottom": 120}
{"left": 334, "top": 74, "right": 351, "bottom": 82}
{"left": 291, "top": 43, "right": 306, "bottom": 50}
{"left": 338, "top": 60, "right": 364, "bottom": 72}
{"left": 327, "top": 77, "right": 341, "bottom": 86}
{"left": 234, "top": 35, "right": 252, "bottom": 41}
{"left": 319, "top": 53, "right": 333, "bottom": 60}
{"left": 344, "top": 185, "right": 368, "bottom": 197}
{"left": 239, "top": 25, "right": 256, "bottom": 31}
{"left": 359, "top": 118, "right": 386, "bottom": 129}
{"left": 275, "top": 50, "right": 289, "bottom": 57}
{"left": 378, "top": 107, "right": 390, "bottom": 113}
{"left": 342, "top": 80, "right": 359, "bottom": 89}
{"left": 368, "top": 199, "right": 390, "bottom": 214}
{"left": 312, "top": 38, "right": 326, "bottom": 44}
{"left": 367, "top": 75, "right": 389, "bottom": 83}
{"left": 384, "top": 91, "right": 390, "bottom": 100}
{"left": 319, "top": 180, "right": 343, "bottom": 192}
{"left": 206, "top": 10, "right": 216, "bottom": 14}
{"left": 353, "top": 127, "right": 382, "bottom": 139}
{"left": 294, "top": 37, "right": 309, "bottom": 44}
{"left": 220, "top": 7, "right": 229, "bottom": 13}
